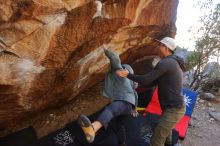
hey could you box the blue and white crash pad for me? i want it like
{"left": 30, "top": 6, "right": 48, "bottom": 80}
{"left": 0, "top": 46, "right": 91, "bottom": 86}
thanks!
{"left": 175, "top": 88, "right": 198, "bottom": 138}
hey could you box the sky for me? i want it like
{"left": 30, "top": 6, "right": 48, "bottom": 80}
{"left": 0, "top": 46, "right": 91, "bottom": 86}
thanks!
{"left": 175, "top": 0, "right": 219, "bottom": 63}
{"left": 176, "top": 0, "right": 202, "bottom": 51}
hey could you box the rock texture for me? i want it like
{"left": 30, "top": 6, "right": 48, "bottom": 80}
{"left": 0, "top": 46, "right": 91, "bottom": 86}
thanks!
{"left": 0, "top": 0, "right": 178, "bottom": 128}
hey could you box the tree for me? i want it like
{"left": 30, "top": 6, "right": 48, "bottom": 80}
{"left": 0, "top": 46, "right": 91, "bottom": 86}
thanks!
{"left": 188, "top": 2, "right": 220, "bottom": 90}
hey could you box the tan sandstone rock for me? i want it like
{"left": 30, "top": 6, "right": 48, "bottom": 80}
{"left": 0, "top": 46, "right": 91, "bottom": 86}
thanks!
{"left": 0, "top": 0, "right": 178, "bottom": 129}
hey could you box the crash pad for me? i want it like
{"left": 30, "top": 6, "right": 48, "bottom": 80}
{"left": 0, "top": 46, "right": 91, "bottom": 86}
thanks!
{"left": 0, "top": 113, "right": 179, "bottom": 146}
{"left": 141, "top": 87, "right": 197, "bottom": 139}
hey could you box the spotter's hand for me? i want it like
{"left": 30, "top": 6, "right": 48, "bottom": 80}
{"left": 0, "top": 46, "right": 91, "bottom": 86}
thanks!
{"left": 116, "top": 69, "right": 129, "bottom": 78}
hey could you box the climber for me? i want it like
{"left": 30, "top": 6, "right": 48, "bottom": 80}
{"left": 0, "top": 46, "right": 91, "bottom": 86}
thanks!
{"left": 78, "top": 46, "right": 138, "bottom": 146}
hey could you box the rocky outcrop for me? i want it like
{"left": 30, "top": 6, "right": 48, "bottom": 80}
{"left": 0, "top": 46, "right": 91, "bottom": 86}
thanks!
{"left": 0, "top": 0, "right": 178, "bottom": 128}
{"left": 199, "top": 92, "right": 218, "bottom": 101}
{"left": 183, "top": 62, "right": 220, "bottom": 90}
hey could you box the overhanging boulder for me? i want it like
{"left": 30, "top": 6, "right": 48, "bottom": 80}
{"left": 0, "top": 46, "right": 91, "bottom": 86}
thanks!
{"left": 0, "top": 0, "right": 179, "bottom": 128}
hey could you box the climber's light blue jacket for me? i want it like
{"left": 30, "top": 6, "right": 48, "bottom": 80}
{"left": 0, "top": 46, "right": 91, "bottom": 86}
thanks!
{"left": 103, "top": 49, "right": 138, "bottom": 107}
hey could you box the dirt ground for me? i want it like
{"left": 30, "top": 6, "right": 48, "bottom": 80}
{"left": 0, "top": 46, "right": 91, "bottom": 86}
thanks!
{"left": 2, "top": 83, "right": 220, "bottom": 146}
{"left": 180, "top": 99, "right": 220, "bottom": 146}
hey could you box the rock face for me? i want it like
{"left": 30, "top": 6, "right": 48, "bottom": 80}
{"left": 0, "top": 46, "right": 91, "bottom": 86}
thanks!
{"left": 0, "top": 0, "right": 178, "bottom": 128}
{"left": 184, "top": 62, "right": 220, "bottom": 90}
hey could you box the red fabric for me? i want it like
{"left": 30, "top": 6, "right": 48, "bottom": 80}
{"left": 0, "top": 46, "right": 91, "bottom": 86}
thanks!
{"left": 145, "top": 86, "right": 162, "bottom": 115}
{"left": 143, "top": 86, "right": 191, "bottom": 139}
{"left": 175, "top": 115, "right": 190, "bottom": 138}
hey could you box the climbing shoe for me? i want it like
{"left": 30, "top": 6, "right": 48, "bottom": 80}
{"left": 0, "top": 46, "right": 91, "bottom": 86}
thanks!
{"left": 78, "top": 115, "right": 95, "bottom": 143}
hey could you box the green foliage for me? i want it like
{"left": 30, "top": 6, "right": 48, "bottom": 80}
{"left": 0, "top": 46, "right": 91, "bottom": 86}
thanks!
{"left": 188, "top": 2, "right": 220, "bottom": 90}
{"left": 186, "top": 52, "right": 201, "bottom": 69}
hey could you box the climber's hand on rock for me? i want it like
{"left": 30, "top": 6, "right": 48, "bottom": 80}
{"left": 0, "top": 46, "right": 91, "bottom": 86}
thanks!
{"left": 103, "top": 44, "right": 109, "bottom": 50}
